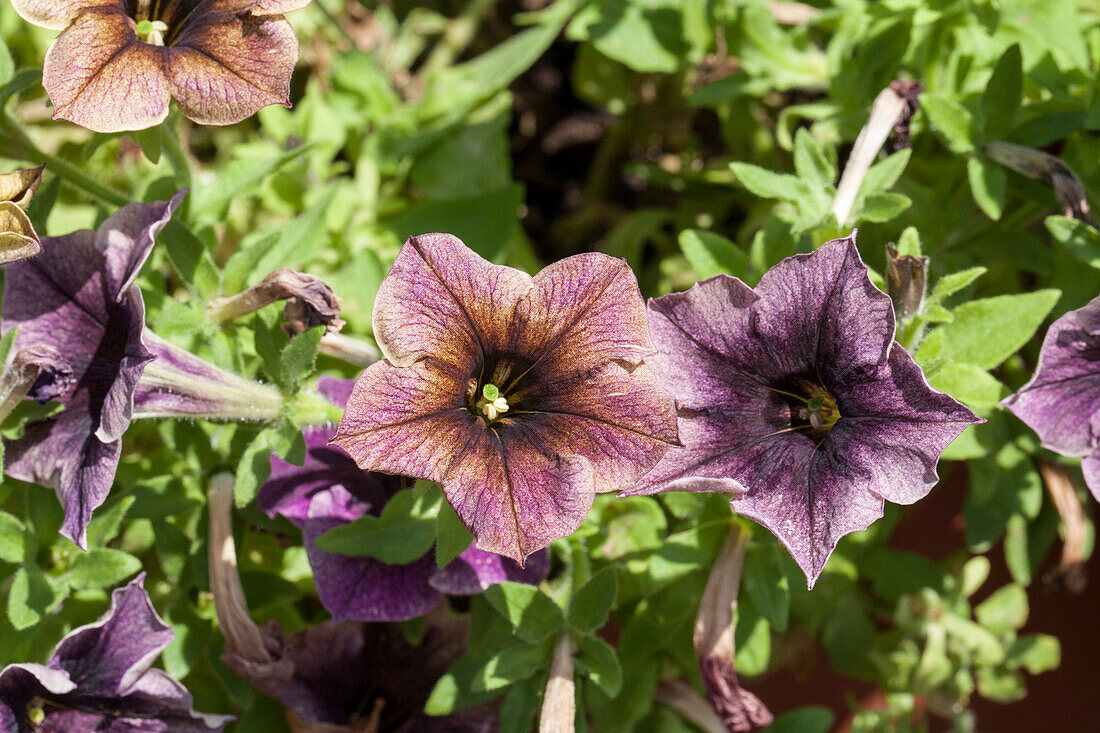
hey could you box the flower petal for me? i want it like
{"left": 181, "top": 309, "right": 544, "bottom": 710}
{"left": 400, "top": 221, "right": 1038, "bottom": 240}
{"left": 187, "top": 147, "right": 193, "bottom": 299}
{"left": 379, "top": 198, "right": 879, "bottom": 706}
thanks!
{"left": 1002, "top": 296, "right": 1100, "bottom": 458}
{"left": 0, "top": 165, "right": 44, "bottom": 208}
{"left": 302, "top": 486, "right": 441, "bottom": 622}
{"left": 96, "top": 194, "right": 185, "bottom": 298}
{"left": 43, "top": 10, "right": 171, "bottom": 133}
{"left": 166, "top": 11, "right": 298, "bottom": 126}
{"left": 753, "top": 232, "right": 895, "bottom": 387}
{"left": 429, "top": 546, "right": 551, "bottom": 595}
{"left": 9, "top": 0, "right": 88, "bottom": 30}
{"left": 51, "top": 574, "right": 173, "bottom": 695}
{"left": 1082, "top": 451, "right": 1100, "bottom": 502}
{"left": 372, "top": 233, "right": 533, "bottom": 370}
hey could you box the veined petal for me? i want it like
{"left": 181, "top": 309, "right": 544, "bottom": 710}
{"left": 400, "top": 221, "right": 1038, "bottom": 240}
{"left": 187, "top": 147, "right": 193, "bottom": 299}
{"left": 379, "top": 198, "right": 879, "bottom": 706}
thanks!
{"left": 9, "top": 0, "right": 96, "bottom": 30}
{"left": 0, "top": 165, "right": 44, "bottom": 208}
{"left": 517, "top": 252, "right": 656, "bottom": 381}
{"left": 331, "top": 359, "right": 468, "bottom": 481}
{"left": 50, "top": 574, "right": 174, "bottom": 695}
{"left": 516, "top": 359, "right": 679, "bottom": 492}
{"left": 0, "top": 201, "right": 40, "bottom": 265}
{"left": 753, "top": 233, "right": 895, "bottom": 388}
{"left": 372, "top": 233, "right": 533, "bottom": 370}
{"left": 1082, "top": 452, "right": 1100, "bottom": 502}
{"left": 43, "top": 10, "right": 171, "bottom": 133}
{"left": 1002, "top": 296, "right": 1100, "bottom": 458}
{"left": 166, "top": 11, "right": 298, "bottom": 125}
{"left": 443, "top": 425, "right": 593, "bottom": 563}
{"left": 96, "top": 194, "right": 185, "bottom": 298}
{"left": 429, "top": 546, "right": 551, "bottom": 595}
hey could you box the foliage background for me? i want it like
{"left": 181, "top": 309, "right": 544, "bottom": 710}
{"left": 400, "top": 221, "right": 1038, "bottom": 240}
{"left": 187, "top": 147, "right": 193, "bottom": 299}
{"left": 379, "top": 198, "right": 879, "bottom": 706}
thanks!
{"left": 0, "top": 0, "right": 1098, "bottom": 731}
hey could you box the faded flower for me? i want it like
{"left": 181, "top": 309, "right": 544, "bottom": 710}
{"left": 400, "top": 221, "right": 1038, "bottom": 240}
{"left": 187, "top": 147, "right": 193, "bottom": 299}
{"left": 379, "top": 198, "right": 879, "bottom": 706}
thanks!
{"left": 1002, "top": 295, "right": 1100, "bottom": 501}
{"left": 0, "top": 165, "right": 43, "bottom": 266}
{"left": 332, "top": 233, "right": 678, "bottom": 564}
{"left": 2, "top": 192, "right": 283, "bottom": 548}
{"left": 258, "top": 377, "right": 550, "bottom": 622}
{"left": 12, "top": 0, "right": 311, "bottom": 133}
{"left": 0, "top": 574, "right": 230, "bottom": 732}
{"left": 626, "top": 233, "right": 980, "bottom": 587}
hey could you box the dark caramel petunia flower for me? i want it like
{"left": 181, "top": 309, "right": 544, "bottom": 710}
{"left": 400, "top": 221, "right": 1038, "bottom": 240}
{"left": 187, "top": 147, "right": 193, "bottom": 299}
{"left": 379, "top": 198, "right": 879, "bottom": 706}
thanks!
{"left": 332, "top": 233, "right": 679, "bottom": 564}
{"left": 12, "top": 0, "right": 311, "bottom": 133}
{"left": 0, "top": 165, "right": 43, "bottom": 265}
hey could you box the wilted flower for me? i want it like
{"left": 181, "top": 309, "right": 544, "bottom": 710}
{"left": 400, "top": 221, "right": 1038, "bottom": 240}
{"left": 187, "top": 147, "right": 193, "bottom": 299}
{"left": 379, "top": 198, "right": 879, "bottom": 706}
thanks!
{"left": 332, "top": 233, "right": 679, "bottom": 564}
{"left": 625, "top": 233, "right": 980, "bottom": 586}
{"left": 1002, "top": 295, "right": 1100, "bottom": 501}
{"left": 0, "top": 573, "right": 231, "bottom": 732}
{"left": 259, "top": 377, "right": 550, "bottom": 622}
{"left": 12, "top": 0, "right": 311, "bottom": 133}
{"left": 2, "top": 193, "right": 283, "bottom": 548}
{"left": 0, "top": 165, "right": 43, "bottom": 265}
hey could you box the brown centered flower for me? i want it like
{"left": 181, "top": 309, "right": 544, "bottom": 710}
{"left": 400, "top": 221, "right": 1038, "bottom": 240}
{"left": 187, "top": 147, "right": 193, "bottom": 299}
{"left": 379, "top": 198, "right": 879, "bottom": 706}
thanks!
{"left": 12, "top": 1, "right": 311, "bottom": 133}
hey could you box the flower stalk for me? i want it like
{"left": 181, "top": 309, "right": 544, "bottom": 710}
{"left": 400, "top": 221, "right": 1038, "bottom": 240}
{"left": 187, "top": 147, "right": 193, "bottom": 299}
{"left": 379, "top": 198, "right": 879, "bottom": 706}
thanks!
{"left": 539, "top": 634, "right": 576, "bottom": 733}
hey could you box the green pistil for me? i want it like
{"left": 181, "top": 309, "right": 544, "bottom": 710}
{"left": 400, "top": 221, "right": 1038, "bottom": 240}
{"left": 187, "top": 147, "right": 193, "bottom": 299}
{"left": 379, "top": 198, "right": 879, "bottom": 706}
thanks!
{"left": 482, "top": 383, "right": 500, "bottom": 401}
{"left": 136, "top": 19, "right": 154, "bottom": 34}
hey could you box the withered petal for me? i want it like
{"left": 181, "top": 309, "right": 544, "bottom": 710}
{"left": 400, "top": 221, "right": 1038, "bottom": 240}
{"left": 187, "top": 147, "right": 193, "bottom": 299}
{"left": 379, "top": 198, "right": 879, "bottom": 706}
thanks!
{"left": 0, "top": 165, "right": 44, "bottom": 208}
{"left": 0, "top": 201, "right": 40, "bottom": 266}
{"left": 43, "top": 10, "right": 172, "bottom": 133}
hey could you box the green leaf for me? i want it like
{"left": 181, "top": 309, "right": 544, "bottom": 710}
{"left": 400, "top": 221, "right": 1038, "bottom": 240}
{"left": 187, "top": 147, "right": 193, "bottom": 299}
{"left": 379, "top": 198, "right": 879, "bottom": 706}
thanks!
{"left": 130, "top": 127, "right": 163, "bottom": 164}
{"left": 1005, "top": 634, "right": 1061, "bottom": 674}
{"left": 84, "top": 495, "right": 136, "bottom": 548}
{"left": 960, "top": 556, "right": 991, "bottom": 598}
{"left": 8, "top": 564, "right": 66, "bottom": 630}
{"left": 679, "top": 229, "right": 750, "bottom": 279}
{"left": 927, "top": 267, "right": 987, "bottom": 306}
{"left": 852, "top": 192, "right": 911, "bottom": 224}
{"left": 792, "top": 128, "right": 836, "bottom": 189}
{"left": 435, "top": 499, "right": 473, "bottom": 569}
{"left": 734, "top": 605, "right": 771, "bottom": 675}
{"left": 926, "top": 360, "right": 1006, "bottom": 411}
{"left": 764, "top": 706, "right": 834, "bottom": 733}
{"left": 967, "top": 156, "right": 1006, "bottom": 220}
{"left": 0, "top": 511, "right": 29, "bottom": 564}
{"left": 975, "top": 584, "right": 1029, "bottom": 634}
{"left": 982, "top": 44, "right": 1023, "bottom": 139}
{"left": 576, "top": 634, "right": 622, "bottom": 697}
{"left": 1046, "top": 216, "right": 1100, "bottom": 269}
{"left": 0, "top": 38, "right": 13, "bottom": 86}
{"left": 191, "top": 145, "right": 310, "bottom": 222}
{"left": 920, "top": 94, "right": 977, "bottom": 153}
{"left": 160, "top": 221, "right": 221, "bottom": 298}
{"left": 729, "top": 163, "right": 811, "bottom": 203}
{"left": 65, "top": 549, "right": 142, "bottom": 590}
{"left": 921, "top": 290, "right": 1060, "bottom": 370}
{"left": 485, "top": 582, "right": 566, "bottom": 643}
{"left": 860, "top": 149, "right": 912, "bottom": 195}
{"left": 743, "top": 545, "right": 790, "bottom": 632}
{"left": 471, "top": 642, "right": 550, "bottom": 691}
{"left": 977, "top": 667, "right": 1025, "bottom": 702}
{"left": 499, "top": 676, "right": 542, "bottom": 732}
{"left": 235, "top": 422, "right": 304, "bottom": 506}
{"left": 568, "top": 567, "right": 617, "bottom": 633}
{"left": 966, "top": 442, "right": 1043, "bottom": 549}
{"left": 567, "top": 0, "right": 685, "bottom": 73}
{"left": 278, "top": 326, "right": 324, "bottom": 389}
{"left": 314, "top": 487, "right": 440, "bottom": 564}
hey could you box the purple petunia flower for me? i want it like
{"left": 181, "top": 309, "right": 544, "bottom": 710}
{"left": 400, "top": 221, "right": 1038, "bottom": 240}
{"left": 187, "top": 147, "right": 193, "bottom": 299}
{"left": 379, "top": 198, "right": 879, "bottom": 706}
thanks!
{"left": 1002, "top": 295, "right": 1100, "bottom": 501}
{"left": 259, "top": 377, "right": 550, "bottom": 622}
{"left": 1, "top": 193, "right": 283, "bottom": 549}
{"left": 331, "top": 233, "right": 679, "bottom": 564}
{"left": 625, "top": 233, "right": 980, "bottom": 587}
{"left": 0, "top": 574, "right": 230, "bottom": 732}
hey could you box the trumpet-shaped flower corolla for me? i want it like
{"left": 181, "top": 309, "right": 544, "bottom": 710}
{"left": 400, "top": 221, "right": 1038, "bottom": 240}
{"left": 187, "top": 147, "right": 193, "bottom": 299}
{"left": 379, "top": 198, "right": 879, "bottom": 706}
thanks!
{"left": 1002, "top": 294, "right": 1100, "bottom": 501}
{"left": 625, "top": 233, "right": 980, "bottom": 587}
{"left": 11, "top": 0, "right": 311, "bottom": 132}
{"left": 332, "top": 233, "right": 679, "bottom": 564}
{"left": 259, "top": 377, "right": 550, "bottom": 622}
{"left": 0, "top": 574, "right": 230, "bottom": 732}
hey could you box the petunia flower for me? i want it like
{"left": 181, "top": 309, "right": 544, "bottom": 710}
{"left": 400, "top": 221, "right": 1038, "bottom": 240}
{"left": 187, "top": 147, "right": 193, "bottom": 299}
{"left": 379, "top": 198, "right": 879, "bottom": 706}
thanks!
{"left": 0, "top": 165, "right": 44, "bottom": 265}
{"left": 0, "top": 573, "right": 231, "bottom": 732}
{"left": 1002, "top": 295, "right": 1100, "bottom": 501}
{"left": 211, "top": 473, "right": 496, "bottom": 732}
{"left": 12, "top": 0, "right": 311, "bottom": 133}
{"left": 2, "top": 193, "right": 283, "bottom": 548}
{"left": 259, "top": 377, "right": 550, "bottom": 622}
{"left": 625, "top": 233, "right": 980, "bottom": 587}
{"left": 331, "top": 233, "right": 680, "bottom": 564}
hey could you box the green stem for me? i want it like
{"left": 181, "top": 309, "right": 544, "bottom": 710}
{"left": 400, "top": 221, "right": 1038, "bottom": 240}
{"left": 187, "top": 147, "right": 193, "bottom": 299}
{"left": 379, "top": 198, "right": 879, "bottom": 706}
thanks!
{"left": 0, "top": 111, "right": 129, "bottom": 207}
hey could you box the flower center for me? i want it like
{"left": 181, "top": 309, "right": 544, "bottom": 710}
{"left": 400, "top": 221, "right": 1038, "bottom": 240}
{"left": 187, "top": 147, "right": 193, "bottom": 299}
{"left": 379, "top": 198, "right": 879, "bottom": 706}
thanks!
{"left": 795, "top": 385, "right": 840, "bottom": 434}
{"left": 475, "top": 382, "right": 510, "bottom": 422}
{"left": 136, "top": 19, "right": 169, "bottom": 46}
